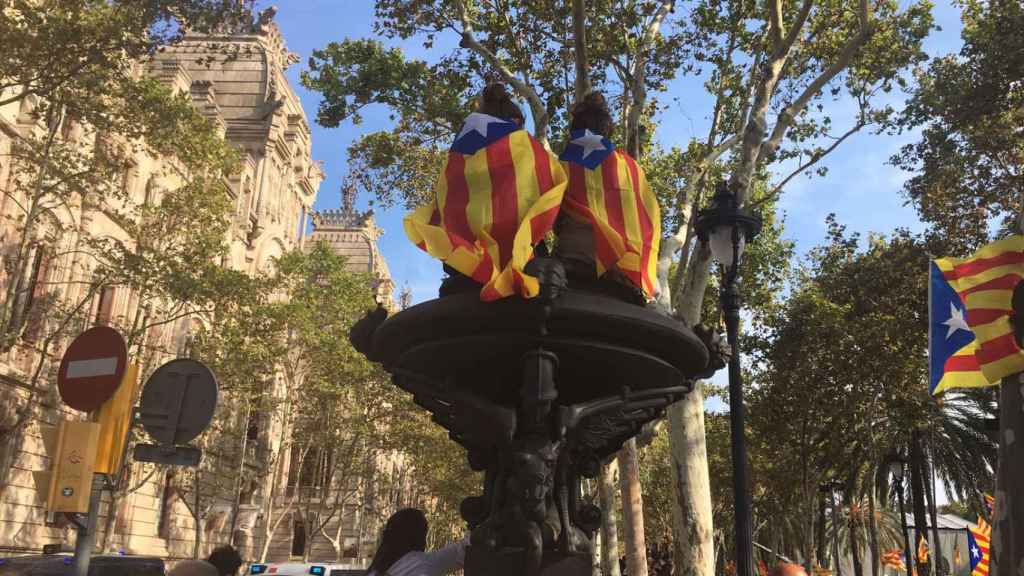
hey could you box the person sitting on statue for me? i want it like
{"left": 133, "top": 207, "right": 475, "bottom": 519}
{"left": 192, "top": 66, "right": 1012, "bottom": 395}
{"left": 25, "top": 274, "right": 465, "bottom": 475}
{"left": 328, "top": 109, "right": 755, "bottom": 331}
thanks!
{"left": 404, "top": 83, "right": 568, "bottom": 301}
{"left": 556, "top": 92, "right": 661, "bottom": 304}
{"left": 366, "top": 508, "right": 467, "bottom": 576}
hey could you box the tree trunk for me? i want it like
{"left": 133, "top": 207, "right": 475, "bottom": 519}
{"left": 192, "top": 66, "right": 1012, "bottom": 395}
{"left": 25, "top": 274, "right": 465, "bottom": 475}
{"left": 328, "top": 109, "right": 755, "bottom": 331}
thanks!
{"left": 804, "top": 491, "right": 816, "bottom": 574}
{"left": 571, "top": 0, "right": 589, "bottom": 102}
{"left": 600, "top": 461, "right": 622, "bottom": 576}
{"left": 992, "top": 373, "right": 1023, "bottom": 576}
{"left": 816, "top": 495, "right": 827, "bottom": 571}
{"left": 619, "top": 438, "right": 648, "bottom": 576}
{"left": 867, "top": 486, "right": 880, "bottom": 576}
{"left": 193, "top": 472, "right": 203, "bottom": 559}
{"left": 909, "top": 430, "right": 930, "bottom": 576}
{"left": 923, "top": 444, "right": 943, "bottom": 576}
{"left": 848, "top": 498, "right": 864, "bottom": 576}
{"left": 668, "top": 245, "right": 715, "bottom": 576}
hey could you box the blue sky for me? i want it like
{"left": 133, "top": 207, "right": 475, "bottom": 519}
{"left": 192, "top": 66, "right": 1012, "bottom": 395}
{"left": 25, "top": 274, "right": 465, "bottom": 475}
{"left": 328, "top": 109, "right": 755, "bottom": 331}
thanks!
{"left": 267, "top": 0, "right": 966, "bottom": 305}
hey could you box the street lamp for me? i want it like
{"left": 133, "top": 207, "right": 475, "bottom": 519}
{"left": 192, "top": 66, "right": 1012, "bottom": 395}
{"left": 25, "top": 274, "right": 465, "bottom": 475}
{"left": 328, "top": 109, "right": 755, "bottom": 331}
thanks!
{"left": 886, "top": 452, "right": 914, "bottom": 576}
{"left": 695, "top": 181, "right": 762, "bottom": 576}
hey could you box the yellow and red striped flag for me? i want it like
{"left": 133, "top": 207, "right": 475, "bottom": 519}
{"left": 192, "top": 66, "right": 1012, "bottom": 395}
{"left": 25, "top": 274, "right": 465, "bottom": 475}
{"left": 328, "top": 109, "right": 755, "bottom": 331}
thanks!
{"left": 405, "top": 113, "right": 567, "bottom": 301}
{"left": 968, "top": 517, "right": 991, "bottom": 576}
{"left": 935, "top": 235, "right": 1024, "bottom": 384}
{"left": 881, "top": 550, "right": 906, "bottom": 571}
{"left": 559, "top": 129, "right": 661, "bottom": 298}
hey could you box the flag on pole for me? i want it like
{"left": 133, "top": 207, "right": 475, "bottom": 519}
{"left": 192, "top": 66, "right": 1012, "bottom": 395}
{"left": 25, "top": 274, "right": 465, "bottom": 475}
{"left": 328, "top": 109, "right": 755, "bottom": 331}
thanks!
{"left": 405, "top": 113, "right": 568, "bottom": 301}
{"left": 929, "top": 261, "right": 991, "bottom": 394}
{"left": 917, "top": 533, "right": 929, "bottom": 565}
{"left": 968, "top": 517, "right": 991, "bottom": 576}
{"left": 935, "top": 235, "right": 1024, "bottom": 383}
{"left": 983, "top": 493, "right": 995, "bottom": 517}
{"left": 954, "top": 539, "right": 962, "bottom": 569}
{"left": 559, "top": 129, "right": 661, "bottom": 298}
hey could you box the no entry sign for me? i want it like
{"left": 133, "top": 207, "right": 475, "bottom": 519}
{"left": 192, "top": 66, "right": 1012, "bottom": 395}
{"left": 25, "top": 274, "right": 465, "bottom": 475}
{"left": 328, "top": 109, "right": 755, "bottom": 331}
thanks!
{"left": 57, "top": 327, "right": 127, "bottom": 412}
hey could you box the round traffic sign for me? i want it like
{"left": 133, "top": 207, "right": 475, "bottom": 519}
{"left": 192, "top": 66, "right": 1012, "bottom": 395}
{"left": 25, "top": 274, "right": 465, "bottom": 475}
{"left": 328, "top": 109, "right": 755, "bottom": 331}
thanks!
{"left": 137, "top": 359, "right": 218, "bottom": 446}
{"left": 57, "top": 327, "right": 127, "bottom": 412}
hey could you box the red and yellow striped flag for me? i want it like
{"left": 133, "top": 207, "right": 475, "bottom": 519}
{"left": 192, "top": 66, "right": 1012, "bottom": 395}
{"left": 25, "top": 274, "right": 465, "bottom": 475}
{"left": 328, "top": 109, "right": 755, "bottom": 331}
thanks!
{"left": 968, "top": 517, "right": 991, "bottom": 576}
{"left": 917, "top": 534, "right": 929, "bottom": 564}
{"left": 559, "top": 129, "right": 661, "bottom": 298}
{"left": 935, "top": 235, "right": 1024, "bottom": 383}
{"left": 405, "top": 114, "right": 567, "bottom": 301}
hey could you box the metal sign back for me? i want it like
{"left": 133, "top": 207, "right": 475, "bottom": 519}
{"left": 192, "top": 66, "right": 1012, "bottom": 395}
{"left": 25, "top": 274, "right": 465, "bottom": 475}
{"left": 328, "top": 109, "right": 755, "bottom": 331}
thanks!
{"left": 136, "top": 359, "right": 217, "bottom": 446}
{"left": 132, "top": 444, "right": 202, "bottom": 467}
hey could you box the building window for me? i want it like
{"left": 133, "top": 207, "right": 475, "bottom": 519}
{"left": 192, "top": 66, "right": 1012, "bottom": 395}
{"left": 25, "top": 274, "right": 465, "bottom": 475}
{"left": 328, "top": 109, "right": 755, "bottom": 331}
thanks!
{"left": 286, "top": 445, "right": 333, "bottom": 497}
{"left": 291, "top": 519, "right": 306, "bottom": 557}
{"left": 21, "top": 247, "right": 51, "bottom": 342}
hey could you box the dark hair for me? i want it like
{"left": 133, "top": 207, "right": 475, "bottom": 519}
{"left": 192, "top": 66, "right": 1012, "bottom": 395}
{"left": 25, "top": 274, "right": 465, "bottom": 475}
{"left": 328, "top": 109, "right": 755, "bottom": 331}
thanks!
{"left": 569, "top": 92, "right": 613, "bottom": 136}
{"left": 206, "top": 545, "right": 243, "bottom": 576}
{"left": 477, "top": 83, "right": 525, "bottom": 125}
{"left": 367, "top": 508, "right": 428, "bottom": 573}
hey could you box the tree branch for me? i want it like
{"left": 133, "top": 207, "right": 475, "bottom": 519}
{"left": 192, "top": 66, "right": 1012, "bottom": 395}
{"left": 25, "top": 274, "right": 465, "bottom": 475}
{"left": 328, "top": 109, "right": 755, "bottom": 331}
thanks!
{"left": 572, "top": 0, "right": 590, "bottom": 102}
{"left": 453, "top": 0, "right": 550, "bottom": 145}
{"left": 769, "top": 0, "right": 785, "bottom": 49}
{"left": 780, "top": 0, "right": 815, "bottom": 55}
{"left": 759, "top": 119, "right": 865, "bottom": 205}
{"left": 761, "top": 20, "right": 875, "bottom": 163}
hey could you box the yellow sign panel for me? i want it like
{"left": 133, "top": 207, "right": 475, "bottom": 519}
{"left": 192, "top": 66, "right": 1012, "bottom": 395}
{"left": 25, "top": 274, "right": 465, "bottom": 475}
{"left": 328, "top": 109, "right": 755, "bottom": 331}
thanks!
{"left": 47, "top": 420, "right": 100, "bottom": 513}
{"left": 94, "top": 363, "right": 139, "bottom": 474}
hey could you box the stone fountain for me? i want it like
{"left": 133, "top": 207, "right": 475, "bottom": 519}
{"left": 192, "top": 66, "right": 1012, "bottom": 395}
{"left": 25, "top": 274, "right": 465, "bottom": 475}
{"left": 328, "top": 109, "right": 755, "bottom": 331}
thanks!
{"left": 350, "top": 256, "right": 724, "bottom": 576}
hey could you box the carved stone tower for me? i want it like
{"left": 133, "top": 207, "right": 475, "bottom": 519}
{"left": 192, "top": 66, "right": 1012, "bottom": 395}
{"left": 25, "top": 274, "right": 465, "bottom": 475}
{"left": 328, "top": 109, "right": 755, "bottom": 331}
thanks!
{"left": 310, "top": 182, "right": 395, "bottom": 309}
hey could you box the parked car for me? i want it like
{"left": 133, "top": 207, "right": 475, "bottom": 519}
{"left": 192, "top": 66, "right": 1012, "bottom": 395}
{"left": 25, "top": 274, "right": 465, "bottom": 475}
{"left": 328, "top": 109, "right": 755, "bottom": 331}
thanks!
{"left": 248, "top": 562, "right": 364, "bottom": 576}
{"left": 0, "top": 554, "right": 164, "bottom": 575}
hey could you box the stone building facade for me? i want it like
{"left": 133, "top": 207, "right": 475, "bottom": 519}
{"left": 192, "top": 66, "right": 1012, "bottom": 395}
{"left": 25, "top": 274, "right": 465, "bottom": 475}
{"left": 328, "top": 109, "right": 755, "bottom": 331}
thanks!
{"left": 0, "top": 12, "right": 330, "bottom": 563}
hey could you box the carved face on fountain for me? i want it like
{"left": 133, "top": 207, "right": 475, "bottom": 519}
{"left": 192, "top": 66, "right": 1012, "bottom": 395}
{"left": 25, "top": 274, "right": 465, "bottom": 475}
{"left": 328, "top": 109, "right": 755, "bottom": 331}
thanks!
{"left": 510, "top": 438, "right": 558, "bottom": 522}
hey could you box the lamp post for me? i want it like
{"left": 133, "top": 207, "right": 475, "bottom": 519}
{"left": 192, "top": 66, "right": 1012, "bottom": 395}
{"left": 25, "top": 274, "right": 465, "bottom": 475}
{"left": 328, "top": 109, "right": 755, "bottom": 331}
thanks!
{"left": 695, "top": 181, "right": 762, "bottom": 576}
{"left": 886, "top": 453, "right": 914, "bottom": 576}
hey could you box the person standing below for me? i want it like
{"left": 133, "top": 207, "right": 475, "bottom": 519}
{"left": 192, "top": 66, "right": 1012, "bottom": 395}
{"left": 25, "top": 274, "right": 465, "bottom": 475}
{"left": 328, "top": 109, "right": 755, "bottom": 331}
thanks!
{"left": 168, "top": 559, "right": 219, "bottom": 576}
{"left": 366, "top": 508, "right": 466, "bottom": 576}
{"left": 207, "top": 545, "right": 244, "bottom": 576}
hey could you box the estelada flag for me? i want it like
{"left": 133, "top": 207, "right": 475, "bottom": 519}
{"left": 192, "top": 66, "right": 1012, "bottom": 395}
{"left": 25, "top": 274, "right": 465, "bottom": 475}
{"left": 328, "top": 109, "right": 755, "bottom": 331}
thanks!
{"left": 559, "top": 129, "right": 661, "bottom": 298}
{"left": 917, "top": 533, "right": 929, "bottom": 564}
{"left": 968, "top": 517, "right": 991, "bottom": 576}
{"left": 935, "top": 235, "right": 1024, "bottom": 383}
{"left": 929, "top": 260, "right": 990, "bottom": 394}
{"left": 405, "top": 113, "right": 567, "bottom": 301}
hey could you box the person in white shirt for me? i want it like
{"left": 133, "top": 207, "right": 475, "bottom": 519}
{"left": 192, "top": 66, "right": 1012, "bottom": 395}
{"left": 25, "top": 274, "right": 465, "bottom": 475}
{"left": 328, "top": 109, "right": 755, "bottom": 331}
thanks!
{"left": 366, "top": 508, "right": 467, "bottom": 576}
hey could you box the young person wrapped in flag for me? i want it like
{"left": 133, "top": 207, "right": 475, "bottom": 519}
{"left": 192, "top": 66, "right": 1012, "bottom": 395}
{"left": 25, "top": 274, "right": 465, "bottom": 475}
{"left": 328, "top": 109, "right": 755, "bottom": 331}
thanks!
{"left": 404, "top": 83, "right": 568, "bottom": 301}
{"left": 555, "top": 92, "right": 661, "bottom": 302}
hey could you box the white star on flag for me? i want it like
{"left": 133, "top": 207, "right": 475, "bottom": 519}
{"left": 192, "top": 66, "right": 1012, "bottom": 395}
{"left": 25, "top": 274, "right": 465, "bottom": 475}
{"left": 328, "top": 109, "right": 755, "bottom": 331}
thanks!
{"left": 571, "top": 129, "right": 607, "bottom": 159}
{"left": 457, "top": 113, "right": 502, "bottom": 141}
{"left": 971, "top": 544, "right": 979, "bottom": 559}
{"left": 943, "top": 302, "right": 971, "bottom": 339}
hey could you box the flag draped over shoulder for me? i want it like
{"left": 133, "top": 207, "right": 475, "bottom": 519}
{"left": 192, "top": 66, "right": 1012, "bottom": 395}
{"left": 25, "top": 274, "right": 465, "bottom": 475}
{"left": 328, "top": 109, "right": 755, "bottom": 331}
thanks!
{"left": 968, "top": 517, "right": 991, "bottom": 576}
{"left": 405, "top": 113, "right": 567, "bottom": 301}
{"left": 935, "top": 235, "right": 1024, "bottom": 384}
{"left": 559, "top": 129, "right": 661, "bottom": 298}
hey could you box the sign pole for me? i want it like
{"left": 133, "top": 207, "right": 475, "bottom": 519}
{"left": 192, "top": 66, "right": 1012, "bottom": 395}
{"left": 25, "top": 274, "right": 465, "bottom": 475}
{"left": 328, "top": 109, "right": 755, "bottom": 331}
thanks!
{"left": 72, "top": 473, "right": 104, "bottom": 576}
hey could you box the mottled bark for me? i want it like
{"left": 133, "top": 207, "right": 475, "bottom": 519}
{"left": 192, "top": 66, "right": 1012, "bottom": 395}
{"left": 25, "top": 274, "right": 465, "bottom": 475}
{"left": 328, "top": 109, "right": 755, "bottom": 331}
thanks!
{"left": 600, "top": 461, "right": 622, "bottom": 576}
{"left": 619, "top": 438, "right": 648, "bottom": 576}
